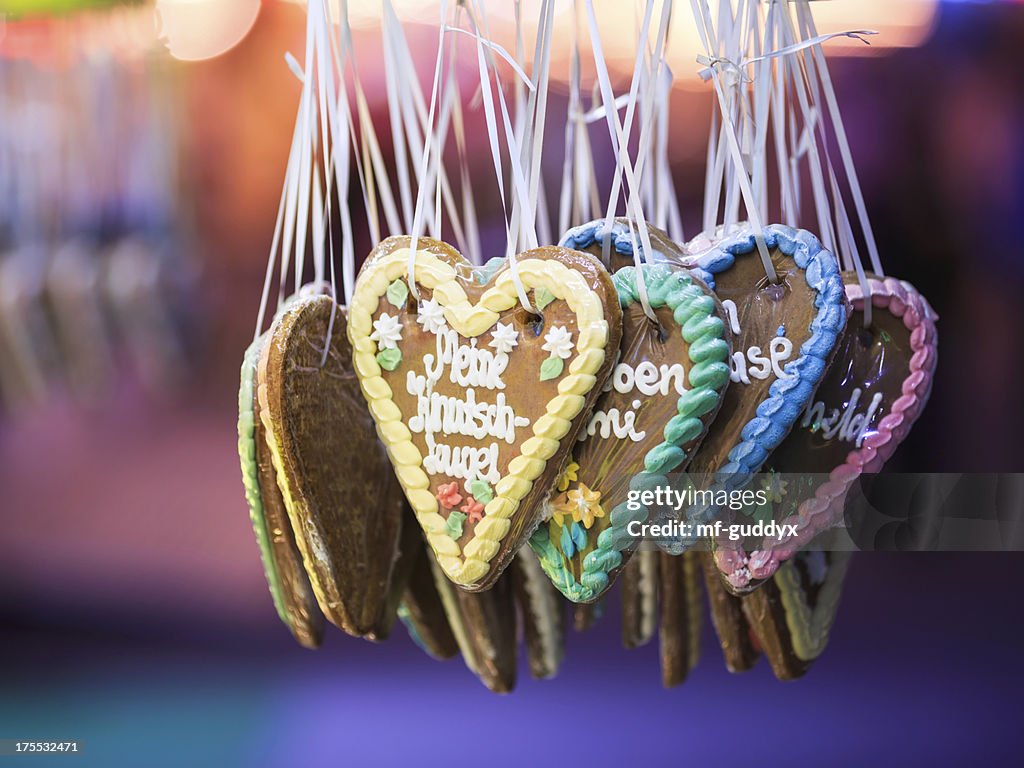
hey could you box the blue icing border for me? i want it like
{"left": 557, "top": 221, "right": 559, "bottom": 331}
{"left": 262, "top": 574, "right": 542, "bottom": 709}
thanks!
{"left": 559, "top": 219, "right": 672, "bottom": 264}
{"left": 686, "top": 224, "right": 847, "bottom": 499}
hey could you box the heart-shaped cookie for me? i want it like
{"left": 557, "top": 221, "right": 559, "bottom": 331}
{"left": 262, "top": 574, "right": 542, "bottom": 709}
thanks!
{"left": 714, "top": 274, "right": 938, "bottom": 592}
{"left": 238, "top": 333, "right": 324, "bottom": 649}
{"left": 678, "top": 225, "right": 849, "bottom": 534}
{"left": 258, "top": 294, "right": 409, "bottom": 638}
{"left": 741, "top": 548, "right": 851, "bottom": 680}
{"left": 528, "top": 261, "right": 731, "bottom": 602}
{"left": 348, "top": 236, "right": 622, "bottom": 591}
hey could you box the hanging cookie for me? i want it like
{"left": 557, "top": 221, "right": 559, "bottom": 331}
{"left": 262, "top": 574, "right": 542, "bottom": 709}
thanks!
{"left": 238, "top": 333, "right": 324, "bottom": 649}
{"left": 658, "top": 552, "right": 703, "bottom": 688}
{"left": 348, "top": 235, "right": 622, "bottom": 591}
{"left": 397, "top": 538, "right": 460, "bottom": 661}
{"left": 529, "top": 258, "right": 731, "bottom": 603}
{"left": 621, "top": 549, "right": 658, "bottom": 650}
{"left": 741, "top": 548, "right": 851, "bottom": 681}
{"left": 428, "top": 557, "right": 519, "bottom": 693}
{"left": 680, "top": 225, "right": 848, "bottom": 534}
{"left": 258, "top": 294, "right": 409, "bottom": 639}
{"left": 572, "top": 600, "right": 604, "bottom": 633}
{"left": 701, "top": 553, "right": 760, "bottom": 673}
{"left": 714, "top": 274, "right": 937, "bottom": 592}
{"left": 510, "top": 548, "right": 566, "bottom": 680}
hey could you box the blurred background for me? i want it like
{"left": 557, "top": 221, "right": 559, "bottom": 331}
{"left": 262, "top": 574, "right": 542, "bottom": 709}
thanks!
{"left": 1, "top": 1, "right": 1023, "bottom": 765}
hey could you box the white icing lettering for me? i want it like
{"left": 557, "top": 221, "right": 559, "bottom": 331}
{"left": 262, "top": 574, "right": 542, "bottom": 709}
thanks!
{"left": 801, "top": 388, "right": 884, "bottom": 448}
{"left": 722, "top": 302, "right": 796, "bottom": 385}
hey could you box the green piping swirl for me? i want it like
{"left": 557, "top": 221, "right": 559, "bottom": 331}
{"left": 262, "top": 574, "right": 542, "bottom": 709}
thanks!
{"left": 530, "top": 264, "right": 730, "bottom": 602}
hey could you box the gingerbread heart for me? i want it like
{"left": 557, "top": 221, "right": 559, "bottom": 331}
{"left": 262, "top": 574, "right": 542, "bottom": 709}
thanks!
{"left": 348, "top": 236, "right": 622, "bottom": 591}
{"left": 677, "top": 225, "right": 849, "bottom": 536}
{"left": 741, "top": 548, "right": 852, "bottom": 681}
{"left": 238, "top": 333, "right": 324, "bottom": 649}
{"left": 258, "top": 294, "right": 409, "bottom": 638}
{"left": 714, "top": 274, "right": 938, "bottom": 592}
{"left": 529, "top": 261, "right": 731, "bottom": 603}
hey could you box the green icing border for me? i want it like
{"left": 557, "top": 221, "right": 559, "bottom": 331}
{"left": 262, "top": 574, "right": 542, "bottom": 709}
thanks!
{"left": 237, "top": 335, "right": 289, "bottom": 627}
{"left": 529, "top": 264, "right": 730, "bottom": 602}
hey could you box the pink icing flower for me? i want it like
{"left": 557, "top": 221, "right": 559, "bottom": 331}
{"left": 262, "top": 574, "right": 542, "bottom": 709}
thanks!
{"left": 461, "top": 498, "right": 485, "bottom": 523}
{"left": 437, "top": 482, "right": 463, "bottom": 510}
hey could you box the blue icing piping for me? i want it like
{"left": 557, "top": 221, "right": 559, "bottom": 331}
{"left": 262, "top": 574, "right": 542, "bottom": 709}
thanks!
{"left": 559, "top": 219, "right": 670, "bottom": 264}
{"left": 688, "top": 225, "right": 847, "bottom": 492}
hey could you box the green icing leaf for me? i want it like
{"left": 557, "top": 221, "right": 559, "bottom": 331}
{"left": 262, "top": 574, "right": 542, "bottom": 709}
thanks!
{"left": 445, "top": 511, "right": 467, "bottom": 540}
{"left": 376, "top": 348, "right": 403, "bottom": 371}
{"left": 535, "top": 286, "right": 556, "bottom": 310}
{"left": 386, "top": 279, "right": 409, "bottom": 307}
{"left": 539, "top": 355, "right": 564, "bottom": 382}
{"left": 470, "top": 478, "right": 493, "bottom": 504}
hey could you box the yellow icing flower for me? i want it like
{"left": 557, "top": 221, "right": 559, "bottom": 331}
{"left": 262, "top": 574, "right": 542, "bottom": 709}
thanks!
{"left": 557, "top": 462, "right": 580, "bottom": 493}
{"left": 553, "top": 482, "right": 605, "bottom": 530}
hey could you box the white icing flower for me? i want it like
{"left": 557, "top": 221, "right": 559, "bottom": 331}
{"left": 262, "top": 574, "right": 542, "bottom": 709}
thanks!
{"left": 489, "top": 322, "right": 519, "bottom": 355}
{"left": 542, "top": 326, "right": 574, "bottom": 360}
{"left": 371, "top": 313, "right": 403, "bottom": 350}
{"left": 416, "top": 299, "right": 447, "bottom": 335}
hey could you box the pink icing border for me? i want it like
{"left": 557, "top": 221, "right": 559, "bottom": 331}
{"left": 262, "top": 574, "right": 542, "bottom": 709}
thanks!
{"left": 715, "top": 276, "right": 939, "bottom": 591}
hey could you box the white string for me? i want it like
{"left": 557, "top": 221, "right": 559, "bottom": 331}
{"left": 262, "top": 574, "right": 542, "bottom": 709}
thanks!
{"left": 797, "top": 1, "right": 883, "bottom": 277}
{"left": 462, "top": 0, "right": 536, "bottom": 312}
{"left": 407, "top": 0, "right": 450, "bottom": 303}
{"left": 788, "top": 3, "right": 873, "bottom": 325}
{"left": 691, "top": 0, "right": 776, "bottom": 283}
{"left": 585, "top": 0, "right": 668, "bottom": 323}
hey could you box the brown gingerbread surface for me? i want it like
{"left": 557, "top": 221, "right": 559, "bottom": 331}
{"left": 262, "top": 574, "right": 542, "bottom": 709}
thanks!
{"left": 768, "top": 272, "right": 913, "bottom": 475}
{"left": 658, "top": 552, "right": 702, "bottom": 687}
{"left": 688, "top": 247, "right": 822, "bottom": 483}
{"left": 260, "top": 296, "right": 406, "bottom": 637}
{"left": 701, "top": 553, "right": 760, "bottom": 673}
{"left": 252, "top": 339, "right": 324, "bottom": 649}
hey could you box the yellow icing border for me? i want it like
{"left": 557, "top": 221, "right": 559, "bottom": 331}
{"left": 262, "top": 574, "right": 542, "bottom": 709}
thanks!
{"left": 348, "top": 247, "right": 609, "bottom": 587}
